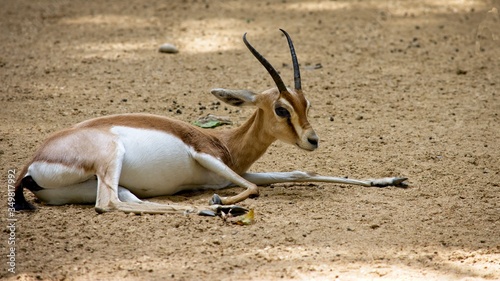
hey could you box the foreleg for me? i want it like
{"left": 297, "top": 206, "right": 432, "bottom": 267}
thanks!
{"left": 191, "top": 151, "right": 260, "bottom": 206}
{"left": 241, "top": 171, "right": 408, "bottom": 187}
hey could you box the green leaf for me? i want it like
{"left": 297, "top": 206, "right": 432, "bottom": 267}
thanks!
{"left": 193, "top": 120, "right": 222, "bottom": 128}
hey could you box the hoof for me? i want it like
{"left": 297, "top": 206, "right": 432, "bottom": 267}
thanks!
{"left": 209, "top": 204, "right": 248, "bottom": 216}
{"left": 371, "top": 177, "right": 409, "bottom": 188}
{"left": 248, "top": 192, "right": 260, "bottom": 199}
{"left": 95, "top": 207, "right": 110, "bottom": 214}
{"left": 209, "top": 194, "right": 223, "bottom": 205}
{"left": 393, "top": 177, "right": 409, "bottom": 187}
{"left": 221, "top": 205, "right": 248, "bottom": 216}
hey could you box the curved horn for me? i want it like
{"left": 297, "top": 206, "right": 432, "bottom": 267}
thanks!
{"left": 280, "top": 29, "right": 301, "bottom": 90}
{"left": 243, "top": 32, "right": 288, "bottom": 93}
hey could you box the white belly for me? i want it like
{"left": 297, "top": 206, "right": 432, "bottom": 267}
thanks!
{"left": 112, "top": 126, "right": 230, "bottom": 197}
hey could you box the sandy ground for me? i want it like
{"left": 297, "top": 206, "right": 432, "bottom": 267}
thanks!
{"left": 1, "top": 0, "right": 499, "bottom": 280}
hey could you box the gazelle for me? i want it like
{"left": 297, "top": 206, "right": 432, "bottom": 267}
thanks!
{"left": 14, "top": 29, "right": 407, "bottom": 216}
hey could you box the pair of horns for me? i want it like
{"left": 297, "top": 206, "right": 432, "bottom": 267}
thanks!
{"left": 243, "top": 29, "right": 301, "bottom": 93}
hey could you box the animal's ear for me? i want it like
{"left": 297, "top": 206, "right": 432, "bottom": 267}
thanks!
{"left": 210, "top": 88, "right": 257, "bottom": 107}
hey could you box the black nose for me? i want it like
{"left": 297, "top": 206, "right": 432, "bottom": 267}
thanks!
{"left": 308, "top": 136, "right": 318, "bottom": 147}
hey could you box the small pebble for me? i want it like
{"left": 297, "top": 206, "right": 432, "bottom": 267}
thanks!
{"left": 159, "top": 43, "right": 178, "bottom": 54}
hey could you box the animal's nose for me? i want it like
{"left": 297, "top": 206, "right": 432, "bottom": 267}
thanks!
{"left": 307, "top": 135, "right": 319, "bottom": 147}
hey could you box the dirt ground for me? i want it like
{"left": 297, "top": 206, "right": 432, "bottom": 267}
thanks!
{"left": 1, "top": 0, "right": 499, "bottom": 280}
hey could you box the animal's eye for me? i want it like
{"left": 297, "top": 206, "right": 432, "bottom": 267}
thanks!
{"left": 275, "top": 107, "right": 290, "bottom": 118}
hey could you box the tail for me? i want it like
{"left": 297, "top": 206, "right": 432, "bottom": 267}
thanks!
{"left": 14, "top": 176, "right": 38, "bottom": 211}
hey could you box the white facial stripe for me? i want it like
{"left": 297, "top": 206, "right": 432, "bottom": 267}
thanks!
{"left": 292, "top": 114, "right": 304, "bottom": 136}
{"left": 276, "top": 98, "right": 303, "bottom": 138}
{"left": 278, "top": 98, "right": 293, "bottom": 110}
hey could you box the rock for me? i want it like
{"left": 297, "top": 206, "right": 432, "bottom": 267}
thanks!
{"left": 159, "top": 43, "right": 178, "bottom": 54}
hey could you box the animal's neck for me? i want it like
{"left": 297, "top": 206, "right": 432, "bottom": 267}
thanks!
{"left": 215, "top": 109, "right": 276, "bottom": 174}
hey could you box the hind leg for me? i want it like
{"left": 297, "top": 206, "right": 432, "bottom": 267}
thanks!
{"left": 27, "top": 161, "right": 97, "bottom": 205}
{"left": 25, "top": 158, "right": 140, "bottom": 206}
{"left": 33, "top": 180, "right": 97, "bottom": 205}
{"left": 33, "top": 179, "right": 145, "bottom": 206}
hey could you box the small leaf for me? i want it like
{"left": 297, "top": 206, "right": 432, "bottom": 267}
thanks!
{"left": 193, "top": 120, "right": 221, "bottom": 128}
{"left": 193, "top": 114, "right": 232, "bottom": 128}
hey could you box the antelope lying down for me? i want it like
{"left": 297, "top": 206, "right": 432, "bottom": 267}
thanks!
{"left": 14, "top": 29, "right": 407, "bottom": 216}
